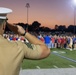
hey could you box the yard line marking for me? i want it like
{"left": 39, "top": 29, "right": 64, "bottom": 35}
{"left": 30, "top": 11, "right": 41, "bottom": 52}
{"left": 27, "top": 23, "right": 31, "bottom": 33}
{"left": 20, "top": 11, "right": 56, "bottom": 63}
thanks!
{"left": 69, "top": 65, "right": 75, "bottom": 68}
{"left": 20, "top": 67, "right": 22, "bottom": 70}
{"left": 53, "top": 65, "right": 58, "bottom": 68}
{"left": 36, "top": 66, "right": 40, "bottom": 69}
{"left": 52, "top": 52, "right": 76, "bottom": 63}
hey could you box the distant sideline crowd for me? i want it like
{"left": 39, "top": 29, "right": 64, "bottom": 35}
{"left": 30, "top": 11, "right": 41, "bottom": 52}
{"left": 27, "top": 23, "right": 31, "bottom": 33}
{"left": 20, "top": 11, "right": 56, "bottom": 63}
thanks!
{"left": 3, "top": 32, "right": 76, "bottom": 51}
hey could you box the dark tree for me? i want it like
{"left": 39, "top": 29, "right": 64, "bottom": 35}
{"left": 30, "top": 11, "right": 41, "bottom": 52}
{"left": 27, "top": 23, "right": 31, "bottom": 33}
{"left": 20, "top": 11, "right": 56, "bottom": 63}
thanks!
{"left": 31, "top": 21, "right": 41, "bottom": 31}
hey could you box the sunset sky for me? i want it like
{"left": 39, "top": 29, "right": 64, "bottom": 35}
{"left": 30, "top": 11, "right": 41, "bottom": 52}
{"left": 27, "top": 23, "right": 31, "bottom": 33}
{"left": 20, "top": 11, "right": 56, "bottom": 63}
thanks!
{"left": 0, "top": 0, "right": 75, "bottom": 29}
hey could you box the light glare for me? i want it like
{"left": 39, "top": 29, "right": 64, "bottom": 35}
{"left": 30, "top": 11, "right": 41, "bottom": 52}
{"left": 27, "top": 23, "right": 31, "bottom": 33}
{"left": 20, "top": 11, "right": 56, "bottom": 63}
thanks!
{"left": 73, "top": 0, "right": 76, "bottom": 6}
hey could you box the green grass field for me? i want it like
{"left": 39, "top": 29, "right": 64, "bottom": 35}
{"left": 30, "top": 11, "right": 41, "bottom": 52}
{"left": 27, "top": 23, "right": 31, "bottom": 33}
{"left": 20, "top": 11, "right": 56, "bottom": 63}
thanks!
{"left": 22, "top": 48, "right": 76, "bottom": 69}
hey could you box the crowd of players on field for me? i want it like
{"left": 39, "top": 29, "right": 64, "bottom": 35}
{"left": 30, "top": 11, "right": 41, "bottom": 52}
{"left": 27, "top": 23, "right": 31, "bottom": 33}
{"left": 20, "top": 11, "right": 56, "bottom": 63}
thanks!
{"left": 3, "top": 32, "right": 76, "bottom": 51}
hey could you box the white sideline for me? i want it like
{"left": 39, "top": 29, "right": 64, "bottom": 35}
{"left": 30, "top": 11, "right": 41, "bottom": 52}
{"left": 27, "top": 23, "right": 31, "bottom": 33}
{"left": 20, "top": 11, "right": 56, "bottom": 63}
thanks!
{"left": 19, "top": 68, "right": 76, "bottom": 75}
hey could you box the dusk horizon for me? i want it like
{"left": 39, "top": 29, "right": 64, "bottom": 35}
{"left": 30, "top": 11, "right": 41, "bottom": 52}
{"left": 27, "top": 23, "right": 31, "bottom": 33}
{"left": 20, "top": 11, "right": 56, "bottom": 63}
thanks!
{"left": 0, "top": 0, "right": 75, "bottom": 29}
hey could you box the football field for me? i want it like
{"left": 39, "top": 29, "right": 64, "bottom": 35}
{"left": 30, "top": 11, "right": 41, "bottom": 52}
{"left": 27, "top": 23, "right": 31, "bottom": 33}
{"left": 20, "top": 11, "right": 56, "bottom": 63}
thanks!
{"left": 22, "top": 48, "right": 76, "bottom": 69}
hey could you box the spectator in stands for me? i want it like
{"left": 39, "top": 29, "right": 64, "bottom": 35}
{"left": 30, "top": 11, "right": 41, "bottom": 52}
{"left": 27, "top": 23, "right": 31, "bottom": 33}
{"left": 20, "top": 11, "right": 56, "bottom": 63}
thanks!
{"left": 51, "top": 35, "right": 55, "bottom": 48}
{"left": 68, "top": 36, "right": 73, "bottom": 51}
{"left": 73, "top": 35, "right": 76, "bottom": 50}
{"left": 44, "top": 34, "right": 51, "bottom": 48}
{"left": 54, "top": 35, "right": 58, "bottom": 48}
{"left": 57, "top": 36, "right": 61, "bottom": 48}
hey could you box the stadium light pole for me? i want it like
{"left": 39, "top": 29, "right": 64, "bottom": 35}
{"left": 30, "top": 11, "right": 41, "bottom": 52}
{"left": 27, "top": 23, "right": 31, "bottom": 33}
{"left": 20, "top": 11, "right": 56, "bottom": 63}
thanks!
{"left": 26, "top": 3, "right": 30, "bottom": 32}
{"left": 73, "top": 0, "right": 76, "bottom": 34}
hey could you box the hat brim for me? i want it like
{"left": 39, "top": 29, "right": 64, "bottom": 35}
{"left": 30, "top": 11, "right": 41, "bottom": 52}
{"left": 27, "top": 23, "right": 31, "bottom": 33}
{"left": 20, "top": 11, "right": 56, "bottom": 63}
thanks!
{"left": 0, "top": 7, "right": 12, "bottom": 19}
{"left": 0, "top": 7, "right": 12, "bottom": 14}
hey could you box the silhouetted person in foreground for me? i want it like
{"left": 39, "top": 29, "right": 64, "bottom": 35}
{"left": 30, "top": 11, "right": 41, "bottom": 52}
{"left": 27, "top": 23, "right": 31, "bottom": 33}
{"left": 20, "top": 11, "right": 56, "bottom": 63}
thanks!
{"left": 0, "top": 7, "right": 50, "bottom": 75}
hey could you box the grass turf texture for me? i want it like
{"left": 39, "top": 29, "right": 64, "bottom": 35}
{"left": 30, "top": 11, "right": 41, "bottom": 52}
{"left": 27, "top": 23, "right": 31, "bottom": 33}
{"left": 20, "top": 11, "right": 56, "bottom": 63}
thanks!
{"left": 22, "top": 48, "right": 76, "bottom": 69}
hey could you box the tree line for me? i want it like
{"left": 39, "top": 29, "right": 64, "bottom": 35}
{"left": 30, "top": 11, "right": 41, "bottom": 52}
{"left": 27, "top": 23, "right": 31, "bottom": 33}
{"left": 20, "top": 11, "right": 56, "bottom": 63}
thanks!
{"left": 5, "top": 21, "right": 76, "bottom": 34}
